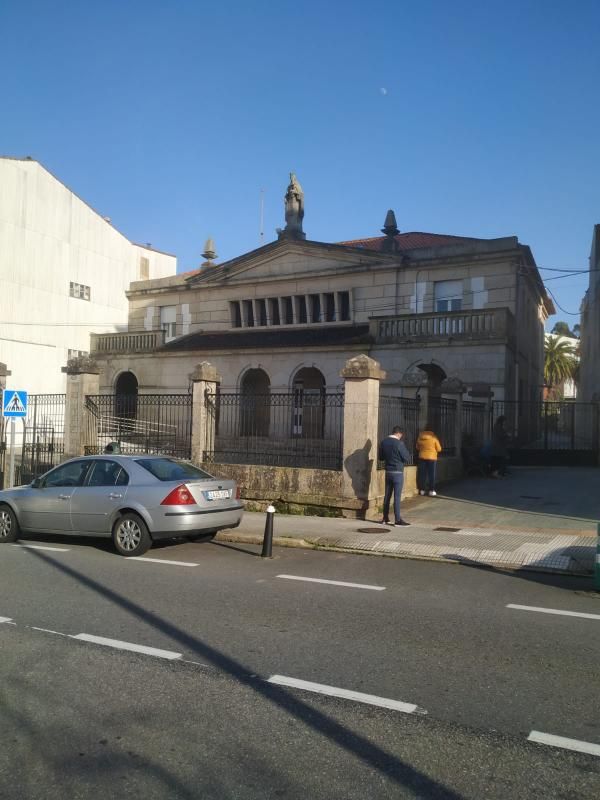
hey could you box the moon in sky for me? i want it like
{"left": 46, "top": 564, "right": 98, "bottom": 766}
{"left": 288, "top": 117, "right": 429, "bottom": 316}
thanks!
{"left": 380, "top": 87, "right": 388, "bottom": 95}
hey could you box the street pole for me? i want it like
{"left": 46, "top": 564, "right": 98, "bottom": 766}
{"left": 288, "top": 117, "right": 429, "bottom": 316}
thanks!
{"left": 8, "top": 418, "right": 15, "bottom": 488}
{"left": 261, "top": 504, "right": 275, "bottom": 558}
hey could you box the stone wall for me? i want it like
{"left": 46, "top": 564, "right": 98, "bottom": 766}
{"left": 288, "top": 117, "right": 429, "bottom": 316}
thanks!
{"left": 205, "top": 455, "right": 463, "bottom": 518}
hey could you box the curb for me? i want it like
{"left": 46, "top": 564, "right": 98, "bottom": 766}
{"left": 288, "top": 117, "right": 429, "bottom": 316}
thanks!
{"left": 215, "top": 531, "right": 595, "bottom": 577}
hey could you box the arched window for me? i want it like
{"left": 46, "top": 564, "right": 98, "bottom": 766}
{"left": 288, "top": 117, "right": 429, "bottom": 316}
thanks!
{"left": 292, "top": 367, "right": 326, "bottom": 438}
{"left": 114, "top": 371, "right": 138, "bottom": 419}
{"left": 240, "top": 369, "right": 270, "bottom": 437}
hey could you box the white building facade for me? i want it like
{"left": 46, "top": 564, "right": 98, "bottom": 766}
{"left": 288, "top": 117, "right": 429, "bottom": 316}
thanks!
{"left": 0, "top": 157, "right": 176, "bottom": 393}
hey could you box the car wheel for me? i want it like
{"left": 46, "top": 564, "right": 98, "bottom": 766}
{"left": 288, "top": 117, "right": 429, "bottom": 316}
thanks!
{"left": 188, "top": 530, "right": 217, "bottom": 543}
{"left": 0, "top": 505, "right": 19, "bottom": 543}
{"left": 112, "top": 513, "right": 151, "bottom": 557}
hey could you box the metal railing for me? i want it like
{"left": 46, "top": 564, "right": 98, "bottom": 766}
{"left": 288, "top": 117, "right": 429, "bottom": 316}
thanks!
{"left": 203, "top": 390, "right": 344, "bottom": 470}
{"left": 90, "top": 330, "right": 165, "bottom": 353}
{"left": 461, "top": 401, "right": 487, "bottom": 446}
{"left": 428, "top": 396, "right": 457, "bottom": 456}
{"left": 84, "top": 393, "right": 192, "bottom": 458}
{"left": 377, "top": 395, "right": 420, "bottom": 467}
{"left": 17, "top": 394, "right": 66, "bottom": 484}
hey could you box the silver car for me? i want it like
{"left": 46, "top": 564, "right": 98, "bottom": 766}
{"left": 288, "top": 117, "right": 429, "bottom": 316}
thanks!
{"left": 0, "top": 455, "right": 244, "bottom": 557}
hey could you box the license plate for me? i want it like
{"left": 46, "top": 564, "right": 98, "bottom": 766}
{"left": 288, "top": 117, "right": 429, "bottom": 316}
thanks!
{"left": 206, "top": 489, "right": 230, "bottom": 500}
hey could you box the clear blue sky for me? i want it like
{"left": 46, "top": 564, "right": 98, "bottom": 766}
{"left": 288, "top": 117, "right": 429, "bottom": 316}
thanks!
{"left": 2, "top": 0, "right": 599, "bottom": 326}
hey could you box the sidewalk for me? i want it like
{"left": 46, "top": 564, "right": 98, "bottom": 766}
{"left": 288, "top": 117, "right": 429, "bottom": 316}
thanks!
{"left": 218, "top": 468, "right": 599, "bottom": 577}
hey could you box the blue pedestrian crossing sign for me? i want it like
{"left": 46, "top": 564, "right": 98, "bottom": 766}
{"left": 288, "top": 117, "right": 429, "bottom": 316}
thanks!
{"left": 2, "top": 390, "right": 28, "bottom": 418}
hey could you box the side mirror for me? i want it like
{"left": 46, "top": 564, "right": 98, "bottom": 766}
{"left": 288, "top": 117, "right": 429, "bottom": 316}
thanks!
{"left": 31, "top": 478, "right": 42, "bottom": 489}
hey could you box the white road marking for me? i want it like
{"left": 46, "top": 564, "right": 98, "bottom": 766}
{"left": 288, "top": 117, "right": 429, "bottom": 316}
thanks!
{"left": 12, "top": 543, "right": 70, "bottom": 552}
{"left": 71, "top": 633, "right": 182, "bottom": 660}
{"left": 276, "top": 574, "right": 385, "bottom": 591}
{"left": 30, "top": 626, "right": 67, "bottom": 636}
{"left": 507, "top": 604, "right": 600, "bottom": 621}
{"left": 528, "top": 731, "right": 600, "bottom": 757}
{"left": 128, "top": 557, "right": 198, "bottom": 567}
{"left": 267, "top": 675, "right": 425, "bottom": 714}
{"left": 0, "top": 616, "right": 14, "bottom": 624}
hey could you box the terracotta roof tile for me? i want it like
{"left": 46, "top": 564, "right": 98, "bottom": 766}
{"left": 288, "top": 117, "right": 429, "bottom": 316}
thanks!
{"left": 338, "top": 232, "right": 482, "bottom": 251}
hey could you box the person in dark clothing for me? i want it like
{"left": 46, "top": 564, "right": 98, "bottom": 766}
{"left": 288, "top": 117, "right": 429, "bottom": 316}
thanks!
{"left": 490, "top": 416, "right": 510, "bottom": 477}
{"left": 378, "top": 426, "right": 411, "bottom": 526}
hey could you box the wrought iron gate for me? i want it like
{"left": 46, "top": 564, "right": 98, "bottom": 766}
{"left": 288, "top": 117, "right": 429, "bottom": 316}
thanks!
{"left": 14, "top": 394, "right": 66, "bottom": 485}
{"left": 492, "top": 400, "right": 599, "bottom": 466}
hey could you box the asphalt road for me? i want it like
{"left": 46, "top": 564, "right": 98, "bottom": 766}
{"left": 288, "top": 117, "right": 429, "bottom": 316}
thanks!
{"left": 1, "top": 533, "right": 599, "bottom": 798}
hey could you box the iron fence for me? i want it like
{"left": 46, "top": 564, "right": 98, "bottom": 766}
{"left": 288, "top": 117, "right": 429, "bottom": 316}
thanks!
{"left": 203, "top": 390, "right": 344, "bottom": 470}
{"left": 377, "top": 395, "right": 420, "bottom": 467}
{"left": 17, "top": 394, "right": 66, "bottom": 484}
{"left": 84, "top": 393, "right": 192, "bottom": 458}
{"left": 492, "top": 400, "right": 599, "bottom": 464}
{"left": 461, "top": 401, "right": 487, "bottom": 446}
{"left": 428, "top": 396, "right": 457, "bottom": 456}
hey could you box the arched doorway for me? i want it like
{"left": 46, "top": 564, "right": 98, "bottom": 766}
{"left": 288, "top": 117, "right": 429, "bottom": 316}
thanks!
{"left": 115, "top": 371, "right": 138, "bottom": 420}
{"left": 292, "top": 367, "right": 326, "bottom": 438}
{"left": 240, "top": 369, "right": 270, "bottom": 437}
{"left": 416, "top": 363, "right": 446, "bottom": 397}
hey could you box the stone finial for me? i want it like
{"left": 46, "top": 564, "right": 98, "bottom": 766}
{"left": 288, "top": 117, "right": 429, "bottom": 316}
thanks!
{"left": 201, "top": 237, "right": 217, "bottom": 266}
{"left": 381, "top": 209, "right": 400, "bottom": 253}
{"left": 61, "top": 355, "right": 100, "bottom": 375}
{"left": 191, "top": 361, "right": 221, "bottom": 383}
{"left": 340, "top": 354, "right": 386, "bottom": 381}
{"left": 278, "top": 172, "right": 306, "bottom": 241}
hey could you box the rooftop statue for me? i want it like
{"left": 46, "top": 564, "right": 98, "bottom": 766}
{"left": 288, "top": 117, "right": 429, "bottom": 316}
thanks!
{"left": 279, "top": 172, "right": 306, "bottom": 240}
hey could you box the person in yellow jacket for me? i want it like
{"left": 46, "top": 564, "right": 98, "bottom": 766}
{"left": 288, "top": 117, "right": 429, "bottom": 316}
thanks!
{"left": 416, "top": 428, "right": 442, "bottom": 496}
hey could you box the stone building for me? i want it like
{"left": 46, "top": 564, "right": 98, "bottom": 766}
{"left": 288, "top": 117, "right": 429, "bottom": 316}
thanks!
{"left": 89, "top": 173, "right": 553, "bottom": 406}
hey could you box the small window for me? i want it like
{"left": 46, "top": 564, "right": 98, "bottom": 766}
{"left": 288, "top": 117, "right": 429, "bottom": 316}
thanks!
{"left": 339, "top": 291, "right": 350, "bottom": 321}
{"left": 243, "top": 300, "right": 254, "bottom": 327}
{"left": 136, "top": 458, "right": 212, "bottom": 482}
{"left": 297, "top": 296, "right": 307, "bottom": 324}
{"left": 68, "top": 349, "right": 89, "bottom": 360}
{"left": 230, "top": 301, "right": 242, "bottom": 328}
{"left": 310, "top": 294, "right": 321, "bottom": 323}
{"left": 70, "top": 281, "right": 91, "bottom": 301}
{"left": 257, "top": 299, "right": 267, "bottom": 326}
{"left": 269, "top": 298, "right": 280, "bottom": 326}
{"left": 434, "top": 280, "right": 462, "bottom": 313}
{"left": 325, "top": 293, "right": 335, "bottom": 322}
{"left": 283, "top": 297, "right": 293, "bottom": 325}
{"left": 160, "top": 305, "right": 177, "bottom": 341}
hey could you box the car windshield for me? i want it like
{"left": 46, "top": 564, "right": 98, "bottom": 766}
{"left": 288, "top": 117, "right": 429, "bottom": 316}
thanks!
{"left": 135, "top": 458, "right": 213, "bottom": 482}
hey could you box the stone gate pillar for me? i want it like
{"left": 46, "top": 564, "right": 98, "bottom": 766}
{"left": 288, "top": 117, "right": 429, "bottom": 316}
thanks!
{"left": 191, "top": 362, "right": 221, "bottom": 465}
{"left": 340, "top": 354, "right": 386, "bottom": 519}
{"left": 62, "top": 357, "right": 100, "bottom": 459}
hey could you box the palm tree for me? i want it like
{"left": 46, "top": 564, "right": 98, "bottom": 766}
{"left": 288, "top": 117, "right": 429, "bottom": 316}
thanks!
{"left": 544, "top": 335, "right": 577, "bottom": 389}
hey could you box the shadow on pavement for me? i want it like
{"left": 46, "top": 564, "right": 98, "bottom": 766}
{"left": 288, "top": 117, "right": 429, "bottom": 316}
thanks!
{"left": 439, "top": 554, "right": 599, "bottom": 595}
{"left": 25, "top": 548, "right": 465, "bottom": 799}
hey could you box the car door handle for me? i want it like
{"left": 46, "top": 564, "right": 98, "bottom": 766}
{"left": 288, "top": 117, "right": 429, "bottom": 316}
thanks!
{"left": 58, "top": 494, "right": 70, "bottom": 501}
{"left": 109, "top": 493, "right": 123, "bottom": 499}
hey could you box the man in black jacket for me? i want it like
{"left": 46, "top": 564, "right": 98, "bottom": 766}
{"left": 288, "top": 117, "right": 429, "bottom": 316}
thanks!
{"left": 378, "top": 426, "right": 411, "bottom": 526}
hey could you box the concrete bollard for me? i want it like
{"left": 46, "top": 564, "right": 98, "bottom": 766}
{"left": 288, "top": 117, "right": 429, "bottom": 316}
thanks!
{"left": 261, "top": 504, "right": 276, "bottom": 558}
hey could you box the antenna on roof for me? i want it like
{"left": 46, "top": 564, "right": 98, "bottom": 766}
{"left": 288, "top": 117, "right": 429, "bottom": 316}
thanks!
{"left": 259, "top": 188, "right": 265, "bottom": 245}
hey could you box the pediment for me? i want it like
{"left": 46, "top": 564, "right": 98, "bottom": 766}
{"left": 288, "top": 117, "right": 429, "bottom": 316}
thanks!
{"left": 186, "top": 239, "right": 400, "bottom": 287}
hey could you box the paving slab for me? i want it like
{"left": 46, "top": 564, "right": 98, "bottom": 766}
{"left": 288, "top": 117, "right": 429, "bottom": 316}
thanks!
{"left": 220, "top": 467, "right": 599, "bottom": 577}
